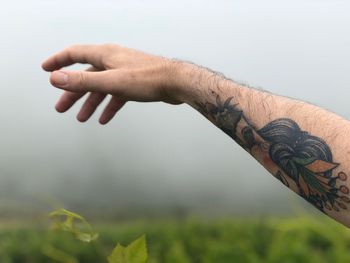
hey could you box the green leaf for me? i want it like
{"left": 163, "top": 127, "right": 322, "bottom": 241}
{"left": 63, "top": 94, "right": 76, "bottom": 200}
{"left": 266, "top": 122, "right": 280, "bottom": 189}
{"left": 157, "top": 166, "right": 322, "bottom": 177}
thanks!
{"left": 299, "top": 166, "right": 327, "bottom": 194}
{"left": 49, "top": 208, "right": 99, "bottom": 243}
{"left": 108, "top": 244, "right": 127, "bottom": 263}
{"left": 76, "top": 232, "right": 99, "bottom": 243}
{"left": 108, "top": 235, "right": 148, "bottom": 263}
{"left": 126, "top": 235, "right": 147, "bottom": 263}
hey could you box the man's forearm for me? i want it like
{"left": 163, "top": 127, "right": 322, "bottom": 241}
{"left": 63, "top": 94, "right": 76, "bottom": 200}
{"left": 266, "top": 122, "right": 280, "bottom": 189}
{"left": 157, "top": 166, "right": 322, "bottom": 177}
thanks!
{"left": 44, "top": 44, "right": 350, "bottom": 227}
{"left": 173, "top": 62, "right": 350, "bottom": 227}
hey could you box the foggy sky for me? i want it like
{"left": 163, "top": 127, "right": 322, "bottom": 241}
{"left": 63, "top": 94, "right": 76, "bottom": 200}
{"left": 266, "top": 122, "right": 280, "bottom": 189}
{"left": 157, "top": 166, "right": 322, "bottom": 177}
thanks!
{"left": 0, "top": 0, "right": 349, "bottom": 217}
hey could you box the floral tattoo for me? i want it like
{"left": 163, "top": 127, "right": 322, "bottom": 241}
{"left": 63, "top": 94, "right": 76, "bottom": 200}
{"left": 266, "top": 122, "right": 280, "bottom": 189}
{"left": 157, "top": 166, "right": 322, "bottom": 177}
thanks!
{"left": 195, "top": 92, "right": 350, "bottom": 213}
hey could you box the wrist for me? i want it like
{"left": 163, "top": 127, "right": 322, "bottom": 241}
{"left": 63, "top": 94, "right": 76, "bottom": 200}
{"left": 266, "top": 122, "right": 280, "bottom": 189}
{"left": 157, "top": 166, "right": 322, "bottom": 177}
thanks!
{"left": 167, "top": 60, "right": 239, "bottom": 106}
{"left": 166, "top": 60, "right": 206, "bottom": 105}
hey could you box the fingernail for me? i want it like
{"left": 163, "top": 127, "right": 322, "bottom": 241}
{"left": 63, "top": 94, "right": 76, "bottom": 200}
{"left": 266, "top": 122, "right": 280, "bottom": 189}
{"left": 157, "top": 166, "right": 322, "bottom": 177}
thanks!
{"left": 52, "top": 71, "right": 69, "bottom": 87}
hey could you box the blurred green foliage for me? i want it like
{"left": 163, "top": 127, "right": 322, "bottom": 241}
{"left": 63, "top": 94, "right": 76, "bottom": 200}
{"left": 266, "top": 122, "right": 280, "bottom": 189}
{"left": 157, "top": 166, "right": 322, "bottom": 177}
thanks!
{"left": 0, "top": 216, "right": 350, "bottom": 263}
{"left": 107, "top": 235, "right": 147, "bottom": 263}
{"left": 49, "top": 209, "right": 99, "bottom": 243}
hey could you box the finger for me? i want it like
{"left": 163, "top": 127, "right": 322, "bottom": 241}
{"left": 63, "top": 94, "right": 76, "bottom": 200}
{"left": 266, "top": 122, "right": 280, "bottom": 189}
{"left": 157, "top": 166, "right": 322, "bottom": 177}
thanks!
{"left": 42, "top": 45, "right": 105, "bottom": 71}
{"left": 50, "top": 70, "right": 113, "bottom": 94}
{"left": 55, "top": 67, "right": 99, "bottom": 112}
{"left": 99, "top": 96, "right": 126, "bottom": 125}
{"left": 77, "top": 92, "right": 107, "bottom": 122}
{"left": 56, "top": 91, "right": 86, "bottom": 113}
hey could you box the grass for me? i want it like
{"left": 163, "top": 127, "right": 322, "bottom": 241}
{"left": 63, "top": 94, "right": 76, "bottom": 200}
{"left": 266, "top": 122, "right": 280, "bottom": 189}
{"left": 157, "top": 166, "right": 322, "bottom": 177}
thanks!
{"left": 0, "top": 216, "right": 350, "bottom": 263}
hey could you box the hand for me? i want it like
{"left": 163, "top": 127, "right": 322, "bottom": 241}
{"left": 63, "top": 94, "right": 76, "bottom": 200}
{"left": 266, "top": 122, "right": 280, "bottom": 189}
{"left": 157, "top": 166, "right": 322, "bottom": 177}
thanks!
{"left": 42, "top": 44, "right": 183, "bottom": 124}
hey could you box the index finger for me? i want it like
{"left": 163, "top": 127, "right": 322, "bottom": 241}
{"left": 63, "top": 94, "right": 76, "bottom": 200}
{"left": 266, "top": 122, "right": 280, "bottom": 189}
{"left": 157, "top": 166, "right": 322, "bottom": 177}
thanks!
{"left": 42, "top": 45, "right": 105, "bottom": 72}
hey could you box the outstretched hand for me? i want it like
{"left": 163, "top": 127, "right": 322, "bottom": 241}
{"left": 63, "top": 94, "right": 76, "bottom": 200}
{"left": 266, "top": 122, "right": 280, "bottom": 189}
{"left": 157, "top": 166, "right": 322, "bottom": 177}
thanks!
{"left": 42, "top": 44, "right": 183, "bottom": 124}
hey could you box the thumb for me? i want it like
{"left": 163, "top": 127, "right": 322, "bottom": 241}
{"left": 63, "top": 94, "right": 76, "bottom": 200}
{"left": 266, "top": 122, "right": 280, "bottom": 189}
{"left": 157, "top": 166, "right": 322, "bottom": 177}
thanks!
{"left": 50, "top": 70, "right": 111, "bottom": 93}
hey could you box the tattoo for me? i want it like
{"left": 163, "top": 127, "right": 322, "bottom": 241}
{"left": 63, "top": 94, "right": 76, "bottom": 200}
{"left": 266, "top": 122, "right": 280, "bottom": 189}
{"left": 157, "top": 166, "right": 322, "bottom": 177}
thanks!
{"left": 195, "top": 92, "right": 350, "bottom": 213}
{"left": 196, "top": 95, "right": 242, "bottom": 139}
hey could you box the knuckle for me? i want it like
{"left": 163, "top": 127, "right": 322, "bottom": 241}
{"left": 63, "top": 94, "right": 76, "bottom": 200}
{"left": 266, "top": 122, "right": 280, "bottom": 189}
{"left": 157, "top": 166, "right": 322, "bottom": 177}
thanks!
{"left": 100, "top": 44, "right": 119, "bottom": 68}
{"left": 101, "top": 56, "right": 111, "bottom": 69}
{"left": 64, "top": 45, "right": 76, "bottom": 54}
{"left": 64, "top": 44, "right": 83, "bottom": 56}
{"left": 77, "top": 71, "right": 88, "bottom": 88}
{"left": 63, "top": 46, "right": 75, "bottom": 61}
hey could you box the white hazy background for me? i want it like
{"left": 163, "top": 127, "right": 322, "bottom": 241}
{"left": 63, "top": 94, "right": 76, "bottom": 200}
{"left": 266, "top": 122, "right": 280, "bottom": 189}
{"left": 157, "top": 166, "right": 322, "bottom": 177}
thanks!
{"left": 0, "top": 0, "right": 349, "bottom": 218}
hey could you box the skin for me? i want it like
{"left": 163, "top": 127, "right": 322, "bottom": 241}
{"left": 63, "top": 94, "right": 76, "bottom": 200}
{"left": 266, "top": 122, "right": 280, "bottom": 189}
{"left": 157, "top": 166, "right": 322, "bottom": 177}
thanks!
{"left": 43, "top": 44, "right": 350, "bottom": 228}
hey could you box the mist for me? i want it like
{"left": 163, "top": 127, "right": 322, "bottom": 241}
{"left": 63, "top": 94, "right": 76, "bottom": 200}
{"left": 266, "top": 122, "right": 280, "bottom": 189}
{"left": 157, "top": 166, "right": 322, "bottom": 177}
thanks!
{"left": 0, "top": 0, "right": 349, "bottom": 219}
